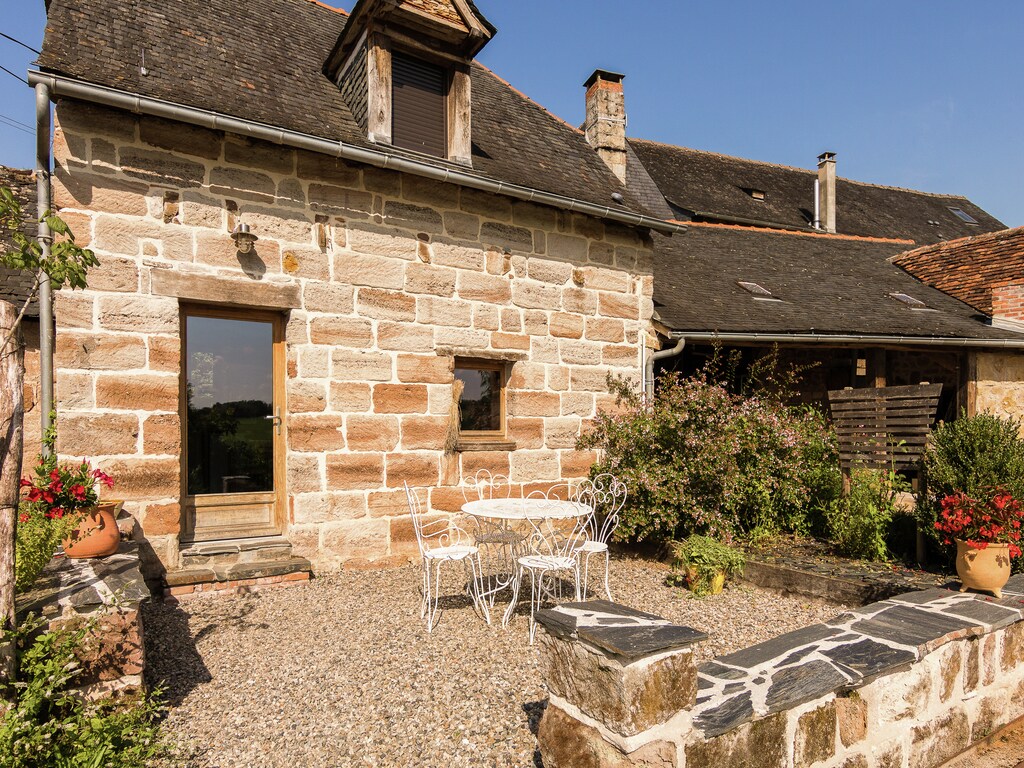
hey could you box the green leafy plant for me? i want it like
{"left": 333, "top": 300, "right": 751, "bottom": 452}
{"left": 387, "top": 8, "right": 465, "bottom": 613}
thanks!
{"left": 824, "top": 468, "right": 911, "bottom": 561}
{"left": 14, "top": 503, "right": 75, "bottom": 592}
{"left": 669, "top": 535, "right": 747, "bottom": 597}
{"left": 577, "top": 366, "right": 840, "bottom": 544}
{"left": 0, "top": 615, "right": 173, "bottom": 767}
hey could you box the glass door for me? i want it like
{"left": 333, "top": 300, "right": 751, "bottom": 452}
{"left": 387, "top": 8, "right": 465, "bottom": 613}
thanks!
{"left": 182, "top": 308, "right": 284, "bottom": 542}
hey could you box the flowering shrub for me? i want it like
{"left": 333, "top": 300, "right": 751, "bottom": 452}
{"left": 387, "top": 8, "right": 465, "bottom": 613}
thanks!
{"left": 20, "top": 457, "right": 114, "bottom": 521}
{"left": 577, "top": 371, "right": 841, "bottom": 543}
{"left": 934, "top": 489, "right": 1024, "bottom": 558}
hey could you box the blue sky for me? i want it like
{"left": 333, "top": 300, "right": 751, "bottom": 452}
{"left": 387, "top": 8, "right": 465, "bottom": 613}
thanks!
{"left": 1, "top": 0, "right": 1021, "bottom": 226}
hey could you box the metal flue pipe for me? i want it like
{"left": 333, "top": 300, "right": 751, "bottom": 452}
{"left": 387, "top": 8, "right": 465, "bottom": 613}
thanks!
{"left": 35, "top": 81, "right": 53, "bottom": 455}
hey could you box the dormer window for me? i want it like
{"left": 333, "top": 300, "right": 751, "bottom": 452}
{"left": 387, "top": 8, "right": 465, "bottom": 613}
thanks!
{"left": 324, "top": 0, "right": 495, "bottom": 167}
{"left": 392, "top": 51, "right": 448, "bottom": 158}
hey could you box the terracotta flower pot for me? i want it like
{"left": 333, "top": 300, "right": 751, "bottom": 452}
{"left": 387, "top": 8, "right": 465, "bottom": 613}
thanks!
{"left": 62, "top": 502, "right": 122, "bottom": 559}
{"left": 956, "top": 540, "right": 1012, "bottom": 599}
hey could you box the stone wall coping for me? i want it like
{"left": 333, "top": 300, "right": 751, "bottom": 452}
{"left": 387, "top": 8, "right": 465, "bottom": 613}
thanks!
{"left": 536, "top": 600, "right": 708, "bottom": 663}
{"left": 151, "top": 267, "right": 301, "bottom": 309}
{"left": 692, "top": 575, "right": 1024, "bottom": 738}
{"left": 16, "top": 542, "right": 150, "bottom": 621}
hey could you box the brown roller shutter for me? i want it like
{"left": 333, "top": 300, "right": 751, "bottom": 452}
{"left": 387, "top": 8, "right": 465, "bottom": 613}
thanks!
{"left": 392, "top": 51, "right": 447, "bottom": 157}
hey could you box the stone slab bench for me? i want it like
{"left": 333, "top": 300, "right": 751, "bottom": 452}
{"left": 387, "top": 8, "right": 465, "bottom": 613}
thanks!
{"left": 536, "top": 577, "right": 1024, "bottom": 768}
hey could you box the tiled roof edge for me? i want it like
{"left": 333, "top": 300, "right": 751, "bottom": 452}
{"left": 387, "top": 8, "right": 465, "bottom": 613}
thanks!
{"left": 680, "top": 220, "right": 916, "bottom": 245}
{"left": 891, "top": 225, "right": 1024, "bottom": 266}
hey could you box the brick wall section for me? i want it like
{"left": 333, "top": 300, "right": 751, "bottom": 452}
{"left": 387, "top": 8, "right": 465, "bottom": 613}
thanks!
{"left": 49, "top": 98, "right": 656, "bottom": 573}
{"left": 992, "top": 282, "right": 1024, "bottom": 322}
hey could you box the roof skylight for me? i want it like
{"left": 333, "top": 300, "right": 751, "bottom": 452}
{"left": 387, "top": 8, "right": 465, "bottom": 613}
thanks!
{"left": 738, "top": 281, "right": 782, "bottom": 302}
{"left": 948, "top": 207, "right": 979, "bottom": 225}
{"left": 889, "top": 292, "right": 929, "bottom": 309}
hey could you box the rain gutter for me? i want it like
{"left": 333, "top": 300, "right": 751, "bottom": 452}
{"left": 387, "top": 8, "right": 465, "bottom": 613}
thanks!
{"left": 27, "top": 72, "right": 686, "bottom": 237}
{"left": 668, "top": 331, "right": 1024, "bottom": 349}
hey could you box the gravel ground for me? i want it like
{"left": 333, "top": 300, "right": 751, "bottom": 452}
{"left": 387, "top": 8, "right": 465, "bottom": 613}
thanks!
{"left": 144, "top": 554, "right": 848, "bottom": 768}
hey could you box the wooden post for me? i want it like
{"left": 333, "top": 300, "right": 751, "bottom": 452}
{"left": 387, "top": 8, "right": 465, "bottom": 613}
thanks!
{"left": 0, "top": 299, "right": 25, "bottom": 687}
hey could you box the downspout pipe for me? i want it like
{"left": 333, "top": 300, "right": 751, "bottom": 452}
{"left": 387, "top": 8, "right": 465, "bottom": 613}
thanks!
{"left": 26, "top": 72, "right": 687, "bottom": 237}
{"left": 669, "top": 331, "right": 1024, "bottom": 349}
{"left": 35, "top": 82, "right": 53, "bottom": 457}
{"left": 644, "top": 337, "right": 686, "bottom": 400}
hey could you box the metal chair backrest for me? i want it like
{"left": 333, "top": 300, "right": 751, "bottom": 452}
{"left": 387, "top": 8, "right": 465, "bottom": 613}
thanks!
{"left": 462, "top": 469, "right": 511, "bottom": 504}
{"left": 404, "top": 483, "right": 467, "bottom": 555}
{"left": 572, "top": 474, "right": 627, "bottom": 545}
{"left": 523, "top": 487, "right": 589, "bottom": 559}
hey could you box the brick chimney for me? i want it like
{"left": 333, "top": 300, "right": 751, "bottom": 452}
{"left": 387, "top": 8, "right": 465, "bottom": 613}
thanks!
{"left": 817, "top": 152, "right": 837, "bottom": 233}
{"left": 584, "top": 69, "right": 627, "bottom": 184}
{"left": 992, "top": 282, "right": 1024, "bottom": 324}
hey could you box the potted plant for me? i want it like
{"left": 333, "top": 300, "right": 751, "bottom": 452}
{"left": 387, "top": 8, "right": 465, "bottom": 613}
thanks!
{"left": 670, "top": 535, "right": 747, "bottom": 597}
{"left": 21, "top": 457, "right": 118, "bottom": 559}
{"left": 934, "top": 488, "right": 1023, "bottom": 598}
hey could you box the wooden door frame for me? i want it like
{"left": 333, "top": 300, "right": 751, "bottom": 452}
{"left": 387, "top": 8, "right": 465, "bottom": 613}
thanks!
{"left": 179, "top": 304, "right": 288, "bottom": 543}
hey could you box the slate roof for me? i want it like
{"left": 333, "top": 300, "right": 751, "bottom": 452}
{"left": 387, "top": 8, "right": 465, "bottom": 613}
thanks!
{"left": 630, "top": 139, "right": 1005, "bottom": 246}
{"left": 38, "top": 0, "right": 640, "bottom": 216}
{"left": 0, "top": 166, "right": 38, "bottom": 318}
{"left": 654, "top": 223, "right": 1024, "bottom": 342}
{"left": 890, "top": 227, "right": 1024, "bottom": 316}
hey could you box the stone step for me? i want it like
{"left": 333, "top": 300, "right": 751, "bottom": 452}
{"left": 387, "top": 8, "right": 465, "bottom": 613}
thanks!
{"left": 179, "top": 536, "right": 294, "bottom": 568}
{"left": 165, "top": 556, "right": 313, "bottom": 588}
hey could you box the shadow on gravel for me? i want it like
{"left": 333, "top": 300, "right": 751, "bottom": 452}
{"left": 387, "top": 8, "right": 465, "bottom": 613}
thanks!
{"left": 524, "top": 699, "right": 548, "bottom": 768}
{"left": 141, "top": 600, "right": 213, "bottom": 707}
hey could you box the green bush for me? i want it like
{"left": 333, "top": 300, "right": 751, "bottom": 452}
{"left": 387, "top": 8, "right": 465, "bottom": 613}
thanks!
{"left": 824, "top": 468, "right": 910, "bottom": 561}
{"left": 15, "top": 503, "right": 76, "bottom": 592}
{"left": 577, "top": 368, "right": 841, "bottom": 544}
{"left": 920, "top": 413, "right": 1024, "bottom": 545}
{"left": 0, "top": 616, "right": 174, "bottom": 768}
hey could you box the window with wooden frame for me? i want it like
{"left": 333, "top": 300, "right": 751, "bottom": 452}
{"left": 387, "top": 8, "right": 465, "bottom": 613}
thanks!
{"left": 391, "top": 50, "right": 448, "bottom": 158}
{"left": 454, "top": 360, "right": 506, "bottom": 444}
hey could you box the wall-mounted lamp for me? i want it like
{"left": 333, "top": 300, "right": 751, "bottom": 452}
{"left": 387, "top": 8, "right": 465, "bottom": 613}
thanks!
{"left": 231, "top": 222, "right": 258, "bottom": 253}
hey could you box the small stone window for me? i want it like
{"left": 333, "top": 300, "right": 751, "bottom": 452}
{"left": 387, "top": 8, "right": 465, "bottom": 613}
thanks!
{"left": 455, "top": 360, "right": 505, "bottom": 437}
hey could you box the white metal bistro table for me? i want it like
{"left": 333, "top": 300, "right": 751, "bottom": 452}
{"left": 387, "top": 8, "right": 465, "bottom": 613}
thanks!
{"left": 461, "top": 497, "right": 593, "bottom": 616}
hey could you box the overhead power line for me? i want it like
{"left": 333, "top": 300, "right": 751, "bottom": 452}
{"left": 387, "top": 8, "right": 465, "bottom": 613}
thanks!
{"left": 0, "top": 32, "right": 40, "bottom": 55}
{"left": 0, "top": 113, "right": 33, "bottom": 135}
{"left": 0, "top": 63, "right": 28, "bottom": 86}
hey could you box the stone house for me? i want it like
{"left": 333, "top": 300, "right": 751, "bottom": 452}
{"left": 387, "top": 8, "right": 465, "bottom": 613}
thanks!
{"left": 31, "top": 0, "right": 681, "bottom": 585}
{"left": 582, "top": 75, "right": 1024, "bottom": 420}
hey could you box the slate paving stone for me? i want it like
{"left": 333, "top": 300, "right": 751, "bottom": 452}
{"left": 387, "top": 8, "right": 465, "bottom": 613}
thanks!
{"left": 890, "top": 587, "right": 958, "bottom": 605}
{"left": 939, "top": 598, "right": 1023, "bottom": 629}
{"left": 821, "top": 637, "right": 915, "bottom": 680}
{"left": 698, "top": 661, "right": 747, "bottom": 681}
{"left": 764, "top": 660, "right": 850, "bottom": 713}
{"left": 695, "top": 691, "right": 755, "bottom": 737}
{"left": 778, "top": 645, "right": 817, "bottom": 667}
{"left": 851, "top": 604, "right": 977, "bottom": 649}
{"left": 1004, "top": 574, "right": 1024, "bottom": 595}
{"left": 717, "top": 623, "right": 840, "bottom": 669}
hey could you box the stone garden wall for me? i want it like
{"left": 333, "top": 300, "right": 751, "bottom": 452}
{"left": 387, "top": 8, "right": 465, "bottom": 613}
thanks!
{"left": 47, "top": 98, "right": 656, "bottom": 574}
{"left": 973, "top": 350, "right": 1024, "bottom": 428}
{"left": 536, "top": 577, "right": 1024, "bottom": 768}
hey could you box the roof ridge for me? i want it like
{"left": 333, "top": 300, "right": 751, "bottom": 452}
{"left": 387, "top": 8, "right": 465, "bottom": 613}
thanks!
{"left": 680, "top": 220, "right": 915, "bottom": 245}
{"left": 628, "top": 137, "right": 972, "bottom": 201}
{"left": 892, "top": 225, "right": 1024, "bottom": 262}
{"left": 302, "top": 0, "right": 349, "bottom": 16}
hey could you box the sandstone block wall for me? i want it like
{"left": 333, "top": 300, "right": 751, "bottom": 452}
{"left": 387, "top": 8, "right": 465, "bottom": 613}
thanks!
{"left": 48, "top": 98, "right": 655, "bottom": 573}
{"left": 538, "top": 580, "right": 1024, "bottom": 768}
{"left": 973, "top": 350, "right": 1024, "bottom": 428}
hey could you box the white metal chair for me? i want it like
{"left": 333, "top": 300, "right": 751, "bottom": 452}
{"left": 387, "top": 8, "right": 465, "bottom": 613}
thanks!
{"left": 503, "top": 489, "right": 589, "bottom": 644}
{"left": 572, "top": 474, "right": 628, "bottom": 601}
{"left": 462, "top": 470, "right": 527, "bottom": 606}
{"left": 404, "top": 483, "right": 490, "bottom": 632}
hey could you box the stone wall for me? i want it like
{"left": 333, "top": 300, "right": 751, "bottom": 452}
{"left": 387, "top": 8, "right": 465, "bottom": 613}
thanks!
{"left": 49, "top": 98, "right": 655, "bottom": 573}
{"left": 537, "top": 578, "right": 1024, "bottom": 768}
{"left": 973, "top": 350, "right": 1024, "bottom": 427}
